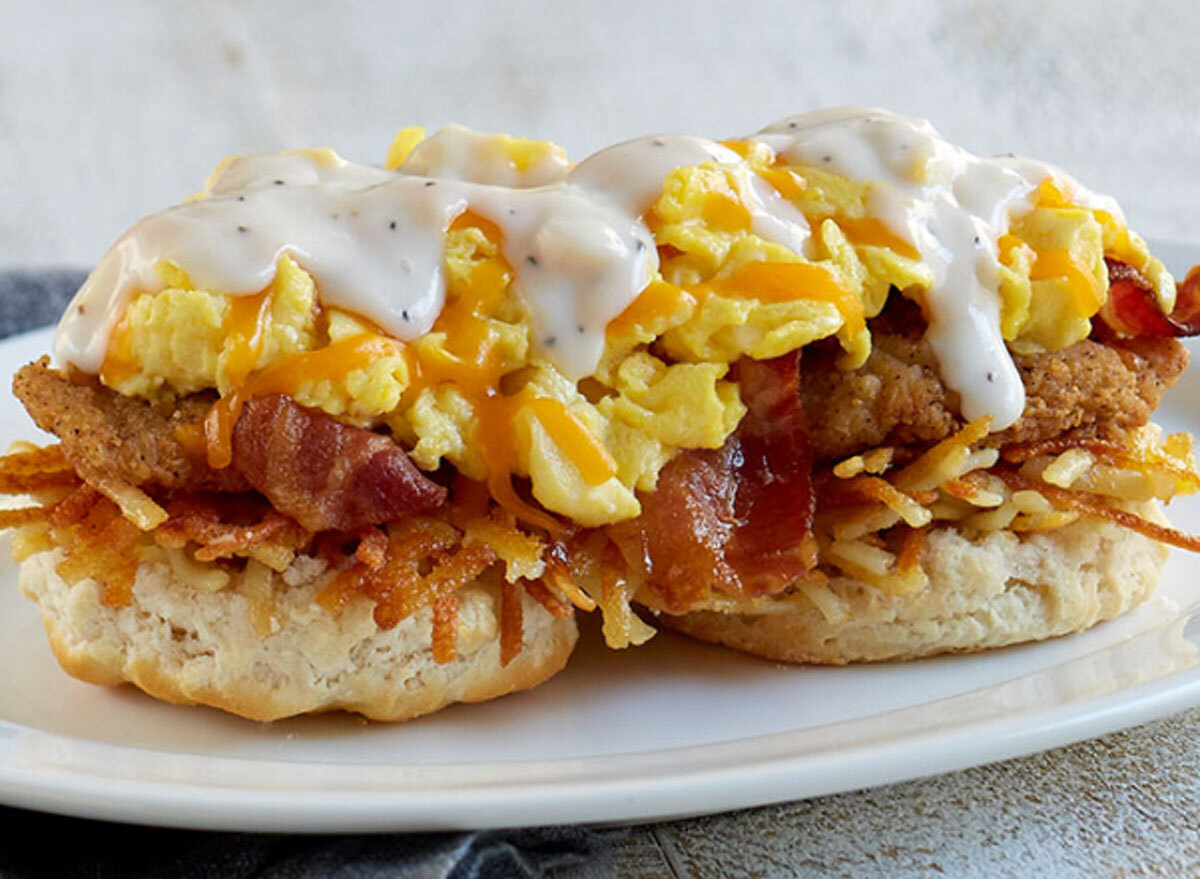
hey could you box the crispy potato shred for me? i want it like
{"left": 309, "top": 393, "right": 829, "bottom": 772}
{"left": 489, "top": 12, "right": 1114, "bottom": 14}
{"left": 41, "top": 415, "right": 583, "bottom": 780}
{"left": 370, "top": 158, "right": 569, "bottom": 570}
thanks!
{"left": 674, "top": 417, "right": 1200, "bottom": 623}
{"left": 0, "top": 444, "right": 604, "bottom": 665}
{"left": 787, "top": 418, "right": 1200, "bottom": 616}
{"left": 4, "top": 407, "right": 1200, "bottom": 659}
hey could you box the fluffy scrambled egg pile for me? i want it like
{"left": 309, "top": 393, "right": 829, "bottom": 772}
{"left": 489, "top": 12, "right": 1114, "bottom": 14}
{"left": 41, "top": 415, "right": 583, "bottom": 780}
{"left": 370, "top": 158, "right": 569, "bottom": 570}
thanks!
{"left": 100, "top": 131, "right": 1170, "bottom": 528}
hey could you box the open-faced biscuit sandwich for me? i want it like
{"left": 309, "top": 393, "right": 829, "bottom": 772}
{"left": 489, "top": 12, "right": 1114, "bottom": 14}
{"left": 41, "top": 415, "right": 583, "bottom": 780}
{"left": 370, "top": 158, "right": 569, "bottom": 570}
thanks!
{"left": 2, "top": 107, "right": 1198, "bottom": 721}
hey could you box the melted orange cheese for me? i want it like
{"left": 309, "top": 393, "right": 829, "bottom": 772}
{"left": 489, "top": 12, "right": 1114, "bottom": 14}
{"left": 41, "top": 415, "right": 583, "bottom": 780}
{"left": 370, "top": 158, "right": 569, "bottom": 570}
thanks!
{"left": 401, "top": 214, "right": 564, "bottom": 532}
{"left": 525, "top": 398, "right": 618, "bottom": 486}
{"left": 831, "top": 216, "right": 921, "bottom": 260}
{"left": 606, "top": 279, "right": 695, "bottom": 338}
{"left": 222, "top": 290, "right": 273, "bottom": 388}
{"left": 757, "top": 165, "right": 808, "bottom": 203}
{"left": 705, "top": 260, "right": 865, "bottom": 337}
{"left": 722, "top": 139, "right": 918, "bottom": 259}
{"left": 102, "top": 282, "right": 274, "bottom": 392}
{"left": 1035, "top": 178, "right": 1140, "bottom": 268}
{"left": 1030, "top": 248, "right": 1104, "bottom": 315}
{"left": 99, "top": 313, "right": 139, "bottom": 387}
{"left": 722, "top": 138, "right": 811, "bottom": 204}
{"left": 997, "top": 232, "right": 1024, "bottom": 264}
{"left": 204, "top": 333, "right": 405, "bottom": 469}
{"left": 701, "top": 189, "right": 753, "bottom": 232}
{"left": 1002, "top": 221, "right": 1104, "bottom": 318}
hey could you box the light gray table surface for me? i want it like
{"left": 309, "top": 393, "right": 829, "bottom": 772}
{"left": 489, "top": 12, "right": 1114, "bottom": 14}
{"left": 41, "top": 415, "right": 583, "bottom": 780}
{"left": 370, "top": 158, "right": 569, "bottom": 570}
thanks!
{"left": 4, "top": 2, "right": 1199, "bottom": 875}
{"left": 556, "top": 708, "right": 1199, "bottom": 877}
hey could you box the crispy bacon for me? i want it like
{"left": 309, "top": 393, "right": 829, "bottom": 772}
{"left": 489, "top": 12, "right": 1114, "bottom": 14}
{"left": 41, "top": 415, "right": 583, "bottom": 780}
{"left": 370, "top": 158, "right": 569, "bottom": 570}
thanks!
{"left": 628, "top": 351, "right": 816, "bottom": 612}
{"left": 1100, "top": 259, "right": 1200, "bottom": 338}
{"left": 617, "top": 442, "right": 740, "bottom": 611}
{"left": 724, "top": 353, "right": 818, "bottom": 590}
{"left": 231, "top": 395, "right": 447, "bottom": 532}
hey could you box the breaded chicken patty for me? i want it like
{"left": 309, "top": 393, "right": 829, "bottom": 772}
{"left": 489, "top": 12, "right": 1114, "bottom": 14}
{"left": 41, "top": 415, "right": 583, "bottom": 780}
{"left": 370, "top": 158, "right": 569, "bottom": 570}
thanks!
{"left": 801, "top": 298, "right": 1189, "bottom": 462}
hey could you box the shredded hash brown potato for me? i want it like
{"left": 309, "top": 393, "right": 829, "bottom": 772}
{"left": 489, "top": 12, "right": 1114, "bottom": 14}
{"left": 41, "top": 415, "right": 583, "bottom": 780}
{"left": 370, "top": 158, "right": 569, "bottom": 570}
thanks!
{"left": 810, "top": 420, "right": 1200, "bottom": 599}
{"left": 4, "top": 419, "right": 1199, "bottom": 655}
{"left": 666, "top": 418, "right": 1200, "bottom": 622}
{"left": 0, "top": 443, "right": 599, "bottom": 665}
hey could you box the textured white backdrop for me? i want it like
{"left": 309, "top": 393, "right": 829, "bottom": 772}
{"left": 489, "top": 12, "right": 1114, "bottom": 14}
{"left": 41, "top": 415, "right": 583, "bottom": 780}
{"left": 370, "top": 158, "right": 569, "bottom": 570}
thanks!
{"left": 2, "top": 0, "right": 1198, "bottom": 267}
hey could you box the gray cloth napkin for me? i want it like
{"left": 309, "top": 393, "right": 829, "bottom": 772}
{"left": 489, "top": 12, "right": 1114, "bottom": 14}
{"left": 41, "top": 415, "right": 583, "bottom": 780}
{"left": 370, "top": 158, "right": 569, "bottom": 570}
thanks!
{"left": 0, "top": 269, "right": 604, "bottom": 879}
{"left": 0, "top": 805, "right": 600, "bottom": 878}
{"left": 0, "top": 269, "right": 87, "bottom": 339}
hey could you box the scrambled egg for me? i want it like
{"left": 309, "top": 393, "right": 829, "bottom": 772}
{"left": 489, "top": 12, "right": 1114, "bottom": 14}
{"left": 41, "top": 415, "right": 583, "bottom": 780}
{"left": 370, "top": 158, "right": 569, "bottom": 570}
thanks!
{"left": 102, "top": 130, "right": 1170, "bottom": 528}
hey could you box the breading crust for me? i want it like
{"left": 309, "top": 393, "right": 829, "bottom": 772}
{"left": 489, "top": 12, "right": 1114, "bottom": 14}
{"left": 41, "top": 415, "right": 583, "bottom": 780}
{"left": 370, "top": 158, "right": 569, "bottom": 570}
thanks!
{"left": 800, "top": 300, "right": 1188, "bottom": 461}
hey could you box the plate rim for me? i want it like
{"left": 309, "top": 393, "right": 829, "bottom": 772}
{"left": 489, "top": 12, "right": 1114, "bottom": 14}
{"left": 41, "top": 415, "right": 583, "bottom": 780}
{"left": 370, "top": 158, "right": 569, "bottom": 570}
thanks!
{"left": 1, "top": 662, "right": 1196, "bottom": 831}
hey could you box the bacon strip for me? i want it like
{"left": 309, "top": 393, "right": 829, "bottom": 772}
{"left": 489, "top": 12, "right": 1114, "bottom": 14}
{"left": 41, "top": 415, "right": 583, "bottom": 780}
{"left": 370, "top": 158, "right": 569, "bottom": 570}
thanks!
{"left": 629, "top": 351, "right": 816, "bottom": 612}
{"left": 724, "top": 353, "right": 818, "bottom": 592}
{"left": 1099, "top": 259, "right": 1200, "bottom": 338}
{"left": 232, "top": 394, "right": 447, "bottom": 532}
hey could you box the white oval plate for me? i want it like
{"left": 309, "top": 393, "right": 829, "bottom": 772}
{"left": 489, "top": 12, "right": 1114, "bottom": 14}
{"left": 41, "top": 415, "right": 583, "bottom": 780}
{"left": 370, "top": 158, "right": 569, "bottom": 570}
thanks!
{"left": 1, "top": 243, "right": 1198, "bottom": 832}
